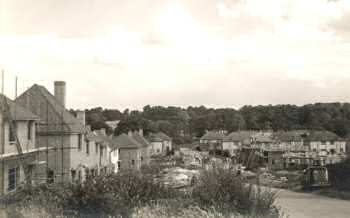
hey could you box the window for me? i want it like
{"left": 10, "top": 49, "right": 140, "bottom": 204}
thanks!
{"left": 86, "top": 141, "right": 90, "bottom": 155}
{"left": 71, "top": 170, "right": 76, "bottom": 181}
{"left": 90, "top": 169, "right": 95, "bottom": 177}
{"left": 117, "top": 162, "right": 121, "bottom": 170}
{"left": 131, "top": 160, "right": 135, "bottom": 166}
{"left": 9, "top": 121, "right": 17, "bottom": 143}
{"left": 27, "top": 121, "right": 32, "bottom": 140}
{"left": 95, "top": 143, "right": 99, "bottom": 154}
{"left": 141, "top": 156, "right": 144, "bottom": 162}
{"left": 100, "top": 145, "right": 104, "bottom": 156}
{"left": 47, "top": 170, "right": 54, "bottom": 184}
{"left": 78, "top": 134, "right": 82, "bottom": 150}
{"left": 8, "top": 167, "right": 19, "bottom": 191}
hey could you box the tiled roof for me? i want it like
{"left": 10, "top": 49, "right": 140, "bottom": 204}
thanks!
{"left": 200, "top": 131, "right": 226, "bottom": 141}
{"left": 147, "top": 134, "right": 163, "bottom": 142}
{"left": 86, "top": 130, "right": 113, "bottom": 146}
{"left": 254, "top": 135, "right": 273, "bottom": 143}
{"left": 155, "top": 132, "right": 172, "bottom": 141}
{"left": 274, "top": 130, "right": 309, "bottom": 142}
{"left": 305, "top": 130, "right": 343, "bottom": 142}
{"left": 0, "top": 94, "right": 39, "bottom": 121}
{"left": 223, "top": 131, "right": 255, "bottom": 142}
{"left": 16, "top": 84, "right": 85, "bottom": 134}
{"left": 132, "top": 132, "right": 150, "bottom": 148}
{"left": 111, "top": 133, "right": 143, "bottom": 149}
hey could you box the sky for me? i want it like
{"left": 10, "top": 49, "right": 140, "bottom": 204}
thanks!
{"left": 1, "top": 0, "right": 350, "bottom": 110}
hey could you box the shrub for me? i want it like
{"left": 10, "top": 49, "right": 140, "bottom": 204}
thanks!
{"left": 1, "top": 171, "right": 179, "bottom": 218}
{"left": 222, "top": 150, "right": 231, "bottom": 158}
{"left": 192, "top": 168, "right": 280, "bottom": 217}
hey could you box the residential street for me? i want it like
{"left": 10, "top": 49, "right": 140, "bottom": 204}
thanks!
{"left": 276, "top": 189, "right": 350, "bottom": 218}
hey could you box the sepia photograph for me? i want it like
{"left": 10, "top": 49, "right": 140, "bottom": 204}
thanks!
{"left": 1, "top": 0, "right": 350, "bottom": 217}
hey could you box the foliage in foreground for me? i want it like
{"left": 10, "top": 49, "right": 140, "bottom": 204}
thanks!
{"left": 0, "top": 169, "right": 284, "bottom": 218}
{"left": 1, "top": 170, "right": 176, "bottom": 218}
{"left": 193, "top": 168, "right": 281, "bottom": 218}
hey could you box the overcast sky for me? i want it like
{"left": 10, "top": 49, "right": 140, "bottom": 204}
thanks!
{"left": 1, "top": 0, "right": 350, "bottom": 110}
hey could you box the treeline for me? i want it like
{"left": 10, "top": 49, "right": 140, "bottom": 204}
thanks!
{"left": 82, "top": 103, "right": 350, "bottom": 142}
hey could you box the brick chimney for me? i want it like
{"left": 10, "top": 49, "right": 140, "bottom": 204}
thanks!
{"left": 54, "top": 81, "right": 66, "bottom": 108}
{"left": 139, "top": 129, "right": 144, "bottom": 136}
{"left": 76, "top": 110, "right": 86, "bottom": 126}
{"left": 128, "top": 130, "right": 133, "bottom": 137}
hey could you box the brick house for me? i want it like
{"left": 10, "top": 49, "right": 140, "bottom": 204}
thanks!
{"left": 199, "top": 131, "right": 226, "bottom": 151}
{"left": 131, "top": 130, "right": 151, "bottom": 166}
{"left": 147, "top": 131, "right": 172, "bottom": 155}
{"left": 304, "top": 130, "right": 346, "bottom": 165}
{"left": 110, "top": 133, "right": 144, "bottom": 170}
{"left": 16, "top": 82, "right": 110, "bottom": 183}
{"left": 222, "top": 131, "right": 255, "bottom": 156}
{"left": 0, "top": 94, "right": 47, "bottom": 195}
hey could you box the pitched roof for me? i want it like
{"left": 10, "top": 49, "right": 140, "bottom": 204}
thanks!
{"left": 110, "top": 133, "right": 143, "bottom": 149}
{"left": 274, "top": 130, "right": 309, "bottom": 142}
{"left": 147, "top": 134, "right": 163, "bottom": 142}
{"left": 0, "top": 94, "right": 39, "bottom": 121}
{"left": 223, "top": 131, "right": 255, "bottom": 142}
{"left": 254, "top": 135, "right": 274, "bottom": 143}
{"left": 200, "top": 131, "right": 226, "bottom": 141}
{"left": 305, "top": 130, "right": 344, "bottom": 142}
{"left": 86, "top": 130, "right": 112, "bottom": 146}
{"left": 132, "top": 132, "right": 150, "bottom": 148}
{"left": 16, "top": 84, "right": 85, "bottom": 134}
{"left": 155, "top": 132, "right": 172, "bottom": 141}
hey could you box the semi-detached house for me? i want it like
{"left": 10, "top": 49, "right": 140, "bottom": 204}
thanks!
{"left": 16, "top": 81, "right": 110, "bottom": 183}
{"left": 0, "top": 94, "right": 46, "bottom": 195}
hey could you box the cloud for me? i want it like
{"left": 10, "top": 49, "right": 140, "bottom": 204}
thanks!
{"left": 1, "top": 0, "right": 350, "bottom": 109}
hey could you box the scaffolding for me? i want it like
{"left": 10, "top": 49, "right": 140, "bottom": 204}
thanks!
{"left": 0, "top": 71, "right": 76, "bottom": 194}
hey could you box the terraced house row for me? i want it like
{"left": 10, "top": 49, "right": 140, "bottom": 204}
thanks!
{"left": 200, "top": 130, "right": 348, "bottom": 169}
{"left": 0, "top": 81, "right": 172, "bottom": 195}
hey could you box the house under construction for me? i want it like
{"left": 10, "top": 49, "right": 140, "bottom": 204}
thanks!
{"left": 0, "top": 93, "right": 48, "bottom": 195}
{"left": 16, "top": 81, "right": 111, "bottom": 183}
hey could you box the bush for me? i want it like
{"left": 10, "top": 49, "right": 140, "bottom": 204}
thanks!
{"left": 1, "top": 171, "right": 179, "bottom": 218}
{"left": 132, "top": 200, "right": 240, "bottom": 218}
{"left": 192, "top": 168, "right": 281, "bottom": 217}
{"left": 1, "top": 170, "right": 283, "bottom": 218}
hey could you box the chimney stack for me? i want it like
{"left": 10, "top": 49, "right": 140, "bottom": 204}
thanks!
{"left": 139, "top": 129, "right": 144, "bottom": 136}
{"left": 76, "top": 110, "right": 86, "bottom": 126}
{"left": 54, "top": 81, "right": 66, "bottom": 108}
{"left": 128, "top": 130, "right": 133, "bottom": 137}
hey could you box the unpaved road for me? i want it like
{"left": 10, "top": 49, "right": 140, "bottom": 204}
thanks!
{"left": 276, "top": 189, "right": 350, "bottom": 218}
